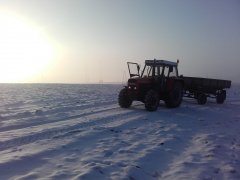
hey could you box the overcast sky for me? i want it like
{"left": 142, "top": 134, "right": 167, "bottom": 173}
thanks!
{"left": 1, "top": 0, "right": 240, "bottom": 83}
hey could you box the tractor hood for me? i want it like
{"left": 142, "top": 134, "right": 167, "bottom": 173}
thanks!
{"left": 128, "top": 77, "right": 152, "bottom": 84}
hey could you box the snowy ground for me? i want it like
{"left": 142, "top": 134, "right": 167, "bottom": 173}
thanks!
{"left": 0, "top": 83, "right": 239, "bottom": 180}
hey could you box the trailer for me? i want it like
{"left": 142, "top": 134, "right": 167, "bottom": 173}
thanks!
{"left": 183, "top": 76, "right": 231, "bottom": 104}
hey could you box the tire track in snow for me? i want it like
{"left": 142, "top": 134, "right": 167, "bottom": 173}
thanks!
{"left": 0, "top": 104, "right": 121, "bottom": 141}
{"left": 0, "top": 112, "right": 145, "bottom": 169}
{"left": 0, "top": 101, "right": 118, "bottom": 132}
{"left": 0, "top": 106, "right": 144, "bottom": 151}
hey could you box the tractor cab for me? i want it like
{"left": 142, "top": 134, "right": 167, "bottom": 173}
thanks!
{"left": 127, "top": 59, "right": 179, "bottom": 79}
{"left": 141, "top": 59, "right": 179, "bottom": 78}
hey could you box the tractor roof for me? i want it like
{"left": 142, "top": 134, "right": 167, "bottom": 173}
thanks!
{"left": 145, "top": 59, "right": 178, "bottom": 66}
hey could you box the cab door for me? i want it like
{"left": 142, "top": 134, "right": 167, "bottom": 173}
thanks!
{"left": 166, "top": 66, "right": 178, "bottom": 91}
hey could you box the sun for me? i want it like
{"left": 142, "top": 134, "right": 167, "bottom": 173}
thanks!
{"left": 0, "top": 10, "right": 55, "bottom": 83}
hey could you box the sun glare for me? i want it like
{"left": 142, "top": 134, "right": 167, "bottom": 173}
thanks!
{"left": 0, "top": 10, "right": 55, "bottom": 83}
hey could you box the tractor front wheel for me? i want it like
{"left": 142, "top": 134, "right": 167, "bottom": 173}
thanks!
{"left": 145, "top": 90, "right": 159, "bottom": 111}
{"left": 118, "top": 88, "right": 132, "bottom": 108}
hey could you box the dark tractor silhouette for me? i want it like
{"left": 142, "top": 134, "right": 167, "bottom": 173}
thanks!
{"left": 119, "top": 59, "right": 183, "bottom": 111}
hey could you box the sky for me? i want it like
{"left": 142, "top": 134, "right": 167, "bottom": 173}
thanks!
{"left": 0, "top": 0, "right": 240, "bottom": 83}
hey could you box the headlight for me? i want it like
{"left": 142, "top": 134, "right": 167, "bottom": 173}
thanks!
{"left": 128, "top": 85, "right": 137, "bottom": 90}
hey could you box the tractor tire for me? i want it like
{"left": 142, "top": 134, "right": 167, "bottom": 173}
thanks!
{"left": 118, "top": 88, "right": 132, "bottom": 108}
{"left": 144, "top": 90, "right": 159, "bottom": 111}
{"left": 165, "top": 82, "right": 183, "bottom": 108}
{"left": 197, "top": 93, "right": 207, "bottom": 105}
{"left": 216, "top": 91, "right": 225, "bottom": 104}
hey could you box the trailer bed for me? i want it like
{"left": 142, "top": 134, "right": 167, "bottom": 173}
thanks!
{"left": 183, "top": 76, "right": 231, "bottom": 94}
{"left": 183, "top": 76, "right": 231, "bottom": 104}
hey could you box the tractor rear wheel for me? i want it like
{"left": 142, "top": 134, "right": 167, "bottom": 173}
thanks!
{"left": 165, "top": 82, "right": 183, "bottom": 108}
{"left": 118, "top": 88, "right": 132, "bottom": 108}
{"left": 145, "top": 90, "right": 159, "bottom": 111}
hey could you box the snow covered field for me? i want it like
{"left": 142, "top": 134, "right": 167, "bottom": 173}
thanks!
{"left": 0, "top": 83, "right": 239, "bottom": 180}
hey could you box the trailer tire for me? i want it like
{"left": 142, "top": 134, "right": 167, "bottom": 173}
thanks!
{"left": 145, "top": 90, "right": 159, "bottom": 111}
{"left": 165, "top": 82, "right": 183, "bottom": 108}
{"left": 197, "top": 94, "right": 207, "bottom": 105}
{"left": 194, "top": 92, "right": 199, "bottom": 99}
{"left": 118, "top": 88, "right": 132, "bottom": 108}
{"left": 216, "top": 91, "right": 225, "bottom": 104}
{"left": 222, "top": 90, "right": 226, "bottom": 100}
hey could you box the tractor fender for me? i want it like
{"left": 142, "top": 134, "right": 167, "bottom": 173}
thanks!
{"left": 167, "top": 78, "right": 183, "bottom": 91}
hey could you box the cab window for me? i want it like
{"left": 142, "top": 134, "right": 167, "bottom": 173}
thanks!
{"left": 169, "top": 66, "right": 177, "bottom": 77}
{"left": 142, "top": 65, "right": 152, "bottom": 77}
{"left": 163, "top": 66, "right": 169, "bottom": 77}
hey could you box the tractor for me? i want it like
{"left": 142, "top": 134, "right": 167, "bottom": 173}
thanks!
{"left": 118, "top": 59, "right": 183, "bottom": 111}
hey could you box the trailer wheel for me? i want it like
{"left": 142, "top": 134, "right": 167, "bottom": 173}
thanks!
{"left": 216, "top": 91, "right": 225, "bottom": 104}
{"left": 118, "top": 88, "right": 132, "bottom": 108}
{"left": 194, "top": 92, "right": 198, "bottom": 99}
{"left": 197, "top": 94, "right": 207, "bottom": 105}
{"left": 165, "top": 82, "right": 183, "bottom": 108}
{"left": 145, "top": 90, "right": 159, "bottom": 111}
